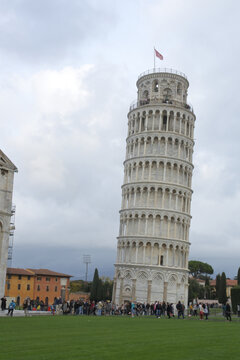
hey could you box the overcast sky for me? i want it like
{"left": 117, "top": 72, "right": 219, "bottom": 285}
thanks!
{"left": 1, "top": 0, "right": 240, "bottom": 280}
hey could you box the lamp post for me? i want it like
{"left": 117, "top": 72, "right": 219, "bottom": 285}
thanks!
{"left": 83, "top": 255, "right": 91, "bottom": 282}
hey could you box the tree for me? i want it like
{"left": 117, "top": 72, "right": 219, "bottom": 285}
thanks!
{"left": 237, "top": 267, "right": 240, "bottom": 286}
{"left": 216, "top": 274, "right": 221, "bottom": 299}
{"left": 188, "top": 278, "right": 202, "bottom": 302}
{"left": 90, "top": 268, "right": 100, "bottom": 301}
{"left": 188, "top": 260, "right": 214, "bottom": 279}
{"left": 70, "top": 280, "right": 91, "bottom": 293}
{"left": 219, "top": 272, "right": 227, "bottom": 305}
{"left": 231, "top": 286, "right": 240, "bottom": 313}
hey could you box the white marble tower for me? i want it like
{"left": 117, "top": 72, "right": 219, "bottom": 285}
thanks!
{"left": 112, "top": 68, "right": 195, "bottom": 306}
{"left": 0, "top": 150, "right": 17, "bottom": 300}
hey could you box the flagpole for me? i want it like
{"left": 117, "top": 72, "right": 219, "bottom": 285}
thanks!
{"left": 153, "top": 47, "right": 155, "bottom": 70}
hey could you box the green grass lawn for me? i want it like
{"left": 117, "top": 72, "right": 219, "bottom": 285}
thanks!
{"left": 0, "top": 316, "right": 239, "bottom": 360}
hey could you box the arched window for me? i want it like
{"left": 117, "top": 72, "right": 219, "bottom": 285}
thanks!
{"left": 153, "top": 80, "right": 159, "bottom": 92}
{"left": 143, "top": 90, "right": 149, "bottom": 99}
{"left": 177, "top": 82, "right": 182, "bottom": 95}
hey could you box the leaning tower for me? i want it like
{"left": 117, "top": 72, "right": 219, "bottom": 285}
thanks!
{"left": 112, "top": 68, "right": 195, "bottom": 307}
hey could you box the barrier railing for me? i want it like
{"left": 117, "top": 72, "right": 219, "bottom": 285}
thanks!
{"left": 138, "top": 68, "right": 187, "bottom": 80}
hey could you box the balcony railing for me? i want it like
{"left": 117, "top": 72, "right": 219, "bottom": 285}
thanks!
{"left": 129, "top": 99, "right": 194, "bottom": 113}
{"left": 138, "top": 68, "right": 187, "bottom": 80}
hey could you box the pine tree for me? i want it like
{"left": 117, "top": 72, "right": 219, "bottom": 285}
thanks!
{"left": 216, "top": 273, "right": 221, "bottom": 299}
{"left": 237, "top": 267, "right": 240, "bottom": 286}
{"left": 97, "top": 278, "right": 103, "bottom": 301}
{"left": 219, "top": 272, "right": 227, "bottom": 305}
{"left": 90, "top": 268, "right": 100, "bottom": 301}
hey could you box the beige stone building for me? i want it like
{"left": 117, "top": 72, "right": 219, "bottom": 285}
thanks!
{"left": 0, "top": 150, "right": 17, "bottom": 300}
{"left": 112, "top": 68, "right": 195, "bottom": 306}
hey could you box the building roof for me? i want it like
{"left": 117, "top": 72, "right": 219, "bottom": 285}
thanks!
{"left": 7, "top": 268, "right": 71, "bottom": 278}
{"left": 7, "top": 268, "right": 33, "bottom": 276}
{"left": 27, "top": 268, "right": 71, "bottom": 278}
{"left": 0, "top": 149, "right": 18, "bottom": 172}
{"left": 210, "top": 279, "right": 237, "bottom": 287}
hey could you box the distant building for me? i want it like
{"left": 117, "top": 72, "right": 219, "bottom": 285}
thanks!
{"left": 5, "top": 268, "right": 71, "bottom": 305}
{"left": 210, "top": 279, "right": 237, "bottom": 298}
{"left": 0, "top": 150, "right": 17, "bottom": 300}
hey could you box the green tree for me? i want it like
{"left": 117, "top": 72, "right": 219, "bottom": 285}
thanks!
{"left": 97, "top": 278, "right": 103, "bottom": 301}
{"left": 70, "top": 280, "right": 91, "bottom": 293}
{"left": 219, "top": 272, "right": 227, "bottom": 304}
{"left": 237, "top": 267, "right": 240, "bottom": 286}
{"left": 188, "top": 260, "right": 214, "bottom": 279}
{"left": 231, "top": 286, "right": 240, "bottom": 313}
{"left": 90, "top": 268, "right": 100, "bottom": 301}
{"left": 216, "top": 274, "right": 221, "bottom": 299}
{"left": 188, "top": 278, "right": 201, "bottom": 302}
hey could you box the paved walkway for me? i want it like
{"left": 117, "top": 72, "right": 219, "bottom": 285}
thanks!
{"left": 0, "top": 310, "right": 51, "bottom": 317}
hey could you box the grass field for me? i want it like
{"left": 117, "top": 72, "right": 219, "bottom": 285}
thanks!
{"left": 0, "top": 316, "right": 239, "bottom": 360}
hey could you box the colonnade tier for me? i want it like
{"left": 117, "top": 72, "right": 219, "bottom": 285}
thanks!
{"left": 121, "top": 185, "right": 192, "bottom": 214}
{"left": 119, "top": 211, "right": 190, "bottom": 241}
{"left": 123, "top": 159, "right": 193, "bottom": 189}
{"left": 116, "top": 240, "right": 189, "bottom": 269}
{"left": 127, "top": 108, "right": 195, "bottom": 139}
{"left": 125, "top": 134, "right": 194, "bottom": 163}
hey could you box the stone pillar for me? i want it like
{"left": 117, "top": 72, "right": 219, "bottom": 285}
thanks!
{"left": 112, "top": 278, "right": 117, "bottom": 304}
{"left": 119, "top": 277, "right": 124, "bottom": 305}
{"left": 132, "top": 279, "right": 136, "bottom": 301}
{"left": 163, "top": 281, "right": 168, "bottom": 302}
{"left": 147, "top": 280, "right": 152, "bottom": 303}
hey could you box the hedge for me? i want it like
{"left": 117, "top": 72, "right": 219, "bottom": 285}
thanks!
{"left": 231, "top": 286, "right": 240, "bottom": 313}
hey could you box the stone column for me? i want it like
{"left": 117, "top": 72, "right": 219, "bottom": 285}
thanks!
{"left": 163, "top": 281, "right": 168, "bottom": 302}
{"left": 112, "top": 278, "right": 117, "bottom": 304}
{"left": 132, "top": 279, "right": 136, "bottom": 302}
{"left": 147, "top": 280, "right": 152, "bottom": 303}
{"left": 119, "top": 277, "right": 124, "bottom": 305}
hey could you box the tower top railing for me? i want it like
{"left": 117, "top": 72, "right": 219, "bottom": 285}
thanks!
{"left": 129, "top": 98, "right": 194, "bottom": 113}
{"left": 138, "top": 68, "right": 187, "bottom": 80}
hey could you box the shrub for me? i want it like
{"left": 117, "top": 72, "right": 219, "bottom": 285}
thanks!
{"left": 231, "top": 286, "right": 240, "bottom": 313}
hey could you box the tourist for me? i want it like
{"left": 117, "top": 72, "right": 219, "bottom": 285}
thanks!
{"left": 1, "top": 297, "right": 7, "bottom": 311}
{"left": 225, "top": 302, "right": 231, "bottom": 321}
{"left": 7, "top": 300, "right": 16, "bottom": 317}
{"left": 199, "top": 303, "right": 204, "bottom": 320}
{"left": 203, "top": 304, "right": 209, "bottom": 320}
{"left": 131, "top": 301, "right": 135, "bottom": 318}
{"left": 23, "top": 297, "right": 30, "bottom": 316}
{"left": 176, "top": 301, "right": 184, "bottom": 319}
{"left": 156, "top": 301, "right": 161, "bottom": 318}
{"left": 193, "top": 303, "right": 198, "bottom": 316}
{"left": 167, "top": 303, "right": 172, "bottom": 318}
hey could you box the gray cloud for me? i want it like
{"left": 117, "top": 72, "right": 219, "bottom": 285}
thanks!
{"left": 0, "top": 0, "right": 117, "bottom": 62}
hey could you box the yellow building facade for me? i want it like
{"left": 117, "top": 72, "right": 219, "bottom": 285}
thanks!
{"left": 5, "top": 268, "right": 34, "bottom": 304}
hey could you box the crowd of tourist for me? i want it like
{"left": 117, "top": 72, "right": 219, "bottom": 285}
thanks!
{"left": 0, "top": 296, "right": 233, "bottom": 320}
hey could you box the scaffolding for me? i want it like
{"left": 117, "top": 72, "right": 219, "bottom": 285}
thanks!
{"left": 7, "top": 205, "right": 16, "bottom": 268}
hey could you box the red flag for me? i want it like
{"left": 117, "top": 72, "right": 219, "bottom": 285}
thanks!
{"left": 155, "top": 48, "right": 163, "bottom": 60}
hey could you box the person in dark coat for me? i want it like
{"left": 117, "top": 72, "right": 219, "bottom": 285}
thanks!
{"left": 225, "top": 303, "right": 232, "bottom": 321}
{"left": 1, "top": 297, "right": 7, "bottom": 311}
